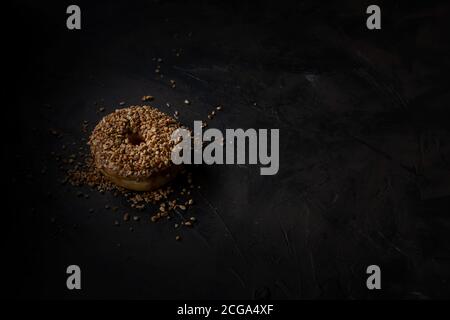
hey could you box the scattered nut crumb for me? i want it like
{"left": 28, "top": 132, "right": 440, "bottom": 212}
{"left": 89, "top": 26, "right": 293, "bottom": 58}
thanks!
{"left": 142, "top": 95, "right": 154, "bottom": 102}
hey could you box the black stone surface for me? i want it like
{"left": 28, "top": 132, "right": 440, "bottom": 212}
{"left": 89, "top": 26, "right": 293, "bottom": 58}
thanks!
{"left": 6, "top": 0, "right": 450, "bottom": 299}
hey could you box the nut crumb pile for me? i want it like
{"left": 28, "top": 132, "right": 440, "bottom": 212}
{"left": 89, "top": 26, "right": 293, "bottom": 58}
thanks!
{"left": 67, "top": 156, "right": 173, "bottom": 206}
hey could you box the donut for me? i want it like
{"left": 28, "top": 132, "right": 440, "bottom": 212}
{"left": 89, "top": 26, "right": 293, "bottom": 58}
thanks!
{"left": 89, "top": 105, "right": 182, "bottom": 191}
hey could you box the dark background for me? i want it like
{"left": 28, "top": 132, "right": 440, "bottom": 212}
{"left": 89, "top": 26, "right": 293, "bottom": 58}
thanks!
{"left": 6, "top": 0, "right": 450, "bottom": 299}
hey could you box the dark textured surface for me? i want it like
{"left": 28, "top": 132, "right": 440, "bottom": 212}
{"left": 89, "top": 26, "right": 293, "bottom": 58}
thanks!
{"left": 7, "top": 1, "right": 450, "bottom": 299}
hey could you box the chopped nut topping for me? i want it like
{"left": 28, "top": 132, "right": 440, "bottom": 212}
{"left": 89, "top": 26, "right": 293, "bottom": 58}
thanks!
{"left": 89, "top": 106, "right": 181, "bottom": 179}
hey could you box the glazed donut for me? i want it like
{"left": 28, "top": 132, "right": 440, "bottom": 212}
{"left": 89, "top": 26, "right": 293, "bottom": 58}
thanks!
{"left": 89, "top": 105, "right": 182, "bottom": 191}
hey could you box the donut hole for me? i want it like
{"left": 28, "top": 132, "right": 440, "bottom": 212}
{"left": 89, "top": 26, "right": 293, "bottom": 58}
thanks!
{"left": 127, "top": 131, "right": 145, "bottom": 145}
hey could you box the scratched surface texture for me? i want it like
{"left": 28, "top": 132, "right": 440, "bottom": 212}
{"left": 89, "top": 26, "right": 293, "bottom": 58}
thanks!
{"left": 7, "top": 0, "right": 450, "bottom": 299}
